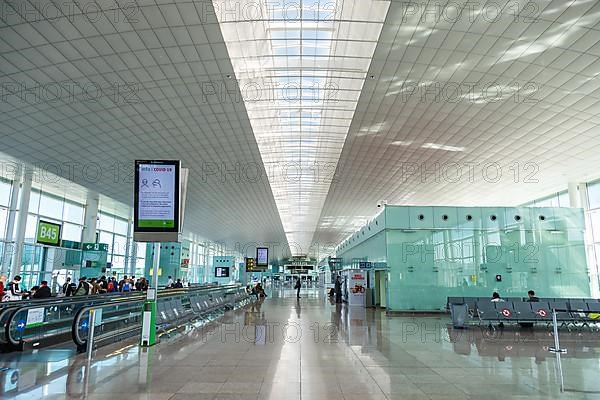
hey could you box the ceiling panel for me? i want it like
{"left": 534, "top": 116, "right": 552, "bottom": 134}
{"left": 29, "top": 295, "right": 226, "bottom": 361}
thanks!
{"left": 0, "top": 0, "right": 288, "bottom": 259}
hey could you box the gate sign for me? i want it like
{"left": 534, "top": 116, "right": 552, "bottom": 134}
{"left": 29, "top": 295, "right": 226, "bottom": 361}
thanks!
{"left": 36, "top": 220, "right": 62, "bottom": 246}
{"left": 537, "top": 309, "right": 548, "bottom": 317}
{"left": 501, "top": 308, "right": 511, "bottom": 317}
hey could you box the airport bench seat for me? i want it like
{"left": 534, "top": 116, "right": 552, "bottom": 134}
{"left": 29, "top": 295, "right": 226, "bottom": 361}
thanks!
{"left": 450, "top": 296, "right": 600, "bottom": 328}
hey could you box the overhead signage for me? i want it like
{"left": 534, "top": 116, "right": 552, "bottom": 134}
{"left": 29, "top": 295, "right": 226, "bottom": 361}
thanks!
{"left": 134, "top": 160, "right": 185, "bottom": 242}
{"left": 328, "top": 257, "right": 343, "bottom": 270}
{"left": 82, "top": 243, "right": 109, "bottom": 252}
{"left": 359, "top": 261, "right": 372, "bottom": 269}
{"left": 36, "top": 220, "right": 62, "bottom": 246}
{"left": 246, "top": 258, "right": 266, "bottom": 272}
{"left": 215, "top": 267, "right": 230, "bottom": 278}
{"left": 256, "top": 247, "right": 269, "bottom": 266}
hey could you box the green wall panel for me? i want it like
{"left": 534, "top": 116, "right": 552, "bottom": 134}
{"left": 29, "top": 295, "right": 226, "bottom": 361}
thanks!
{"left": 337, "top": 206, "right": 591, "bottom": 311}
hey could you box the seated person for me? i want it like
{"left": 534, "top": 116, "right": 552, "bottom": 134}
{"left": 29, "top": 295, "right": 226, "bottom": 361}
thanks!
{"left": 255, "top": 283, "right": 267, "bottom": 298}
{"left": 491, "top": 292, "right": 504, "bottom": 302}
{"left": 33, "top": 281, "right": 51, "bottom": 299}
{"left": 527, "top": 290, "right": 539, "bottom": 302}
{"left": 519, "top": 290, "right": 540, "bottom": 328}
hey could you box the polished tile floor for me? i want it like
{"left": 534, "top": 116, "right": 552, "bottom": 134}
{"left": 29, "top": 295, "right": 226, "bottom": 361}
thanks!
{"left": 1, "top": 287, "right": 600, "bottom": 399}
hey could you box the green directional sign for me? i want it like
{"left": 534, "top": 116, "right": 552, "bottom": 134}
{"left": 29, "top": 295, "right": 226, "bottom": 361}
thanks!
{"left": 82, "top": 243, "right": 109, "bottom": 252}
{"left": 36, "top": 220, "right": 62, "bottom": 246}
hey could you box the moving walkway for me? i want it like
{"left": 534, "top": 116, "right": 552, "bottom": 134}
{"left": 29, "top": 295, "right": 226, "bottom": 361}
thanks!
{"left": 1, "top": 285, "right": 252, "bottom": 353}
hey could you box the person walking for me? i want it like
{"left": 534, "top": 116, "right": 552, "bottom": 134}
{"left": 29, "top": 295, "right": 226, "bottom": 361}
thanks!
{"left": 294, "top": 277, "right": 302, "bottom": 299}
{"left": 334, "top": 276, "right": 342, "bottom": 303}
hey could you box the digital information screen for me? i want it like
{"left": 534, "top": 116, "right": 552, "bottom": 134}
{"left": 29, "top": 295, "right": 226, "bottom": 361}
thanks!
{"left": 256, "top": 247, "right": 268, "bottom": 266}
{"left": 134, "top": 160, "right": 180, "bottom": 233}
{"left": 36, "top": 220, "right": 62, "bottom": 246}
{"left": 215, "top": 267, "right": 230, "bottom": 278}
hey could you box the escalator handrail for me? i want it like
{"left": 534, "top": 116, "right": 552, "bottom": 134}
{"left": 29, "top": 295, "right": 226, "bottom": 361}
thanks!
{"left": 71, "top": 284, "right": 242, "bottom": 346}
{"left": 0, "top": 305, "right": 21, "bottom": 345}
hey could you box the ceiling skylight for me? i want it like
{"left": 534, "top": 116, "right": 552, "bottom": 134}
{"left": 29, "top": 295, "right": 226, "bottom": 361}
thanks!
{"left": 215, "top": 0, "right": 390, "bottom": 254}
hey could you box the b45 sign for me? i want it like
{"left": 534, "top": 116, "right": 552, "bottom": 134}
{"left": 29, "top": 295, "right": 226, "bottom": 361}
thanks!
{"left": 36, "top": 220, "right": 62, "bottom": 246}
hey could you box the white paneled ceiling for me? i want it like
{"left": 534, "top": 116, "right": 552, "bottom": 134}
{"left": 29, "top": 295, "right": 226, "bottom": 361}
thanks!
{"left": 313, "top": 0, "right": 600, "bottom": 253}
{"left": 0, "top": 0, "right": 288, "bottom": 258}
{"left": 2, "top": 0, "right": 600, "bottom": 262}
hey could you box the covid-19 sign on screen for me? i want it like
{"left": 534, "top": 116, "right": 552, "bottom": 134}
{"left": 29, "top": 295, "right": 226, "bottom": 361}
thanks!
{"left": 134, "top": 160, "right": 180, "bottom": 240}
{"left": 256, "top": 247, "right": 268, "bottom": 266}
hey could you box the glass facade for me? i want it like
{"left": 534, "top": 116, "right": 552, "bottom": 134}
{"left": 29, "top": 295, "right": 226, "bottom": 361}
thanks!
{"left": 337, "top": 206, "right": 591, "bottom": 312}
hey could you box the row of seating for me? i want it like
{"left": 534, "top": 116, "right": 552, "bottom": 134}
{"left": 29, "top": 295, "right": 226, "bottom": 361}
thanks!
{"left": 448, "top": 297, "right": 600, "bottom": 328}
{"left": 447, "top": 296, "right": 600, "bottom": 311}
{"left": 156, "top": 289, "right": 253, "bottom": 330}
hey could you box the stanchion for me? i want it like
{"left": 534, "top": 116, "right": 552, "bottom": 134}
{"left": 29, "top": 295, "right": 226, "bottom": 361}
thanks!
{"left": 549, "top": 309, "right": 567, "bottom": 354}
{"left": 548, "top": 308, "right": 566, "bottom": 393}
{"left": 87, "top": 309, "right": 97, "bottom": 361}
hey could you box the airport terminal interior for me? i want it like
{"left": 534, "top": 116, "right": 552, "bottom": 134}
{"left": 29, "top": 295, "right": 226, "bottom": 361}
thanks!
{"left": 2, "top": 0, "right": 600, "bottom": 398}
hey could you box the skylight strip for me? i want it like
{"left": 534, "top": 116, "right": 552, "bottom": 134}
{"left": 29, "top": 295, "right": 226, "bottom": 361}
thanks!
{"left": 215, "top": 0, "right": 390, "bottom": 255}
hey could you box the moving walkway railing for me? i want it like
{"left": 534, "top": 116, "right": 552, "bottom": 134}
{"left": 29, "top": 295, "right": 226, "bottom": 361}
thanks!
{"left": 2, "top": 284, "right": 242, "bottom": 351}
{"left": 1, "top": 292, "right": 147, "bottom": 349}
{"left": 72, "top": 285, "right": 249, "bottom": 351}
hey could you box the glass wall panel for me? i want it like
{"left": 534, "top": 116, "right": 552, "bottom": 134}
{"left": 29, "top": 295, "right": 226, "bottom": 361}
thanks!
{"left": 338, "top": 206, "right": 591, "bottom": 311}
{"left": 38, "top": 194, "right": 64, "bottom": 219}
{"left": 63, "top": 201, "right": 84, "bottom": 224}
{"left": 62, "top": 223, "right": 82, "bottom": 242}
{"left": 0, "top": 180, "right": 11, "bottom": 207}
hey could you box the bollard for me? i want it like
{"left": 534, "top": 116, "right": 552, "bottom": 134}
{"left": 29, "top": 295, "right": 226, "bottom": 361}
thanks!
{"left": 87, "top": 309, "right": 97, "bottom": 361}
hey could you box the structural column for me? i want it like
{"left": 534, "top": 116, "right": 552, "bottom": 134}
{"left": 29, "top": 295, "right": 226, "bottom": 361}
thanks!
{"left": 568, "top": 182, "right": 581, "bottom": 208}
{"left": 82, "top": 192, "right": 99, "bottom": 244}
{"left": 125, "top": 217, "right": 136, "bottom": 275}
{"left": 11, "top": 172, "right": 32, "bottom": 276}
{"left": 1, "top": 167, "right": 22, "bottom": 275}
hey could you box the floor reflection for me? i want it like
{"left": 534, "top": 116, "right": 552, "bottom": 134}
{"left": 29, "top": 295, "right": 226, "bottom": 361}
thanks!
{"left": 448, "top": 325, "right": 600, "bottom": 362}
{"left": 2, "top": 289, "right": 600, "bottom": 399}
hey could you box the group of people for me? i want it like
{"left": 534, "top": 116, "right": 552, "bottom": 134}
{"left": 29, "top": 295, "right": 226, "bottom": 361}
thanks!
{"left": 0, "top": 275, "right": 51, "bottom": 301}
{"left": 0, "top": 273, "right": 189, "bottom": 301}
{"left": 165, "top": 276, "right": 185, "bottom": 289}
{"left": 61, "top": 275, "right": 151, "bottom": 296}
{"left": 246, "top": 282, "right": 267, "bottom": 298}
{"left": 491, "top": 290, "right": 539, "bottom": 328}
{"left": 491, "top": 290, "right": 539, "bottom": 303}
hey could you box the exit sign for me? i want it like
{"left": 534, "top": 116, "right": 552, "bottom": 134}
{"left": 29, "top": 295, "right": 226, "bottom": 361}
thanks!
{"left": 82, "top": 243, "right": 109, "bottom": 252}
{"left": 36, "top": 220, "right": 62, "bottom": 246}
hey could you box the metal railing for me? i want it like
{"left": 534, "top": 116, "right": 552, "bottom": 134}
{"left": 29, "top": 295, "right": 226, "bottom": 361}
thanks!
{"left": 73, "top": 285, "right": 251, "bottom": 355}
{"left": 1, "top": 284, "right": 245, "bottom": 351}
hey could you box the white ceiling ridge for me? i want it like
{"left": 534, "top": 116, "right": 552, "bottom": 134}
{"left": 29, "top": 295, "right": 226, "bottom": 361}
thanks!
{"left": 214, "top": 0, "right": 391, "bottom": 255}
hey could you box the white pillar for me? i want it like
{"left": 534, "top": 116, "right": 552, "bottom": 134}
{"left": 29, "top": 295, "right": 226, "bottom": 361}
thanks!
{"left": 125, "top": 218, "right": 135, "bottom": 275}
{"left": 1, "top": 169, "right": 22, "bottom": 275}
{"left": 568, "top": 182, "right": 581, "bottom": 208}
{"left": 11, "top": 173, "right": 32, "bottom": 276}
{"left": 82, "top": 192, "right": 99, "bottom": 244}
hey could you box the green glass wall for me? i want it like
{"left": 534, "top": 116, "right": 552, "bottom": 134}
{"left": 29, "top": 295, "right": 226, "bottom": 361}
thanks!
{"left": 336, "top": 206, "right": 591, "bottom": 311}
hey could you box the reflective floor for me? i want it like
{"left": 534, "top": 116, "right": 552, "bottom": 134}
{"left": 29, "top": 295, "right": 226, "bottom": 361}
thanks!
{"left": 1, "top": 287, "right": 600, "bottom": 399}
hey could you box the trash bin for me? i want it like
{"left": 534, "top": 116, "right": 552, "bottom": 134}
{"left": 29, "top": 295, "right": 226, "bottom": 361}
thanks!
{"left": 451, "top": 303, "right": 469, "bottom": 329}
